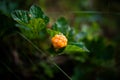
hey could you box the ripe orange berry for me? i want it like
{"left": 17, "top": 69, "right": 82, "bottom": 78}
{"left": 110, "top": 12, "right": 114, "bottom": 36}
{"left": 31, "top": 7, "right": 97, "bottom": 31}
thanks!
{"left": 51, "top": 34, "right": 68, "bottom": 48}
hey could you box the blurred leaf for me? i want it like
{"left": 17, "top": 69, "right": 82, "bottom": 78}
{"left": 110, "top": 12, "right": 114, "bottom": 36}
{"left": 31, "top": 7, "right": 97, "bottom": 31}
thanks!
{"left": 11, "top": 10, "right": 30, "bottom": 24}
{"left": 28, "top": 18, "right": 46, "bottom": 31}
{"left": 47, "top": 29, "right": 61, "bottom": 37}
{"left": 29, "top": 5, "right": 43, "bottom": 18}
{"left": 52, "top": 17, "right": 71, "bottom": 36}
{"left": 67, "top": 28, "right": 75, "bottom": 41}
{"left": 70, "top": 42, "right": 89, "bottom": 52}
{"left": 29, "top": 5, "right": 49, "bottom": 24}
{"left": 64, "top": 42, "right": 89, "bottom": 53}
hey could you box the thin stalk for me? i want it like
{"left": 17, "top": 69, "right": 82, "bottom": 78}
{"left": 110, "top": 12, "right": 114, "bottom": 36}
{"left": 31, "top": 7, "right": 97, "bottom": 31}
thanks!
{"left": 18, "top": 32, "right": 72, "bottom": 80}
{"left": 52, "top": 61, "right": 72, "bottom": 80}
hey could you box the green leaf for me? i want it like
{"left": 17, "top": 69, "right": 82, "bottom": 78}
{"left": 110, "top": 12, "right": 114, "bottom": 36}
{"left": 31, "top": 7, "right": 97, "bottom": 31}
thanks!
{"left": 70, "top": 42, "right": 89, "bottom": 52}
{"left": 47, "top": 29, "right": 61, "bottom": 37}
{"left": 67, "top": 28, "right": 75, "bottom": 41}
{"left": 25, "top": 18, "right": 46, "bottom": 39}
{"left": 11, "top": 10, "right": 30, "bottom": 23}
{"left": 15, "top": 18, "right": 46, "bottom": 39}
{"left": 27, "top": 18, "right": 46, "bottom": 31}
{"left": 29, "top": 5, "right": 49, "bottom": 24}
{"left": 11, "top": 5, "right": 50, "bottom": 39}
{"left": 64, "top": 42, "right": 89, "bottom": 53}
{"left": 11, "top": 5, "right": 49, "bottom": 25}
{"left": 52, "top": 17, "right": 70, "bottom": 36}
{"left": 29, "top": 5, "right": 43, "bottom": 18}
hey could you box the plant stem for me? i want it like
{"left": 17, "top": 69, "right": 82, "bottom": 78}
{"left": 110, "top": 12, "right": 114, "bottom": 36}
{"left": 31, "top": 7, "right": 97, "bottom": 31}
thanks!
{"left": 18, "top": 32, "right": 72, "bottom": 80}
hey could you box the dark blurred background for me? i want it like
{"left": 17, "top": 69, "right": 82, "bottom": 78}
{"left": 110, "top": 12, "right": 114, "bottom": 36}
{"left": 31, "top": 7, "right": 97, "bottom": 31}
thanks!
{"left": 0, "top": 0, "right": 120, "bottom": 80}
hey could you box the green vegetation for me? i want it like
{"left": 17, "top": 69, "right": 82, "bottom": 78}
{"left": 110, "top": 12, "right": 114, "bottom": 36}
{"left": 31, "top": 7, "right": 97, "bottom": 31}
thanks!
{"left": 0, "top": 0, "right": 120, "bottom": 80}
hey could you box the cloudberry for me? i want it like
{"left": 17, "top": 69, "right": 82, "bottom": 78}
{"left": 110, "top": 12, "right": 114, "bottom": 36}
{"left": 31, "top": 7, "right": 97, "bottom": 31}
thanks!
{"left": 51, "top": 34, "right": 68, "bottom": 48}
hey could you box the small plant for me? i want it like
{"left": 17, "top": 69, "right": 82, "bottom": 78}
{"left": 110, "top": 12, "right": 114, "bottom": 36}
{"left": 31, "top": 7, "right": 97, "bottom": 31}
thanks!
{"left": 11, "top": 5, "right": 89, "bottom": 80}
